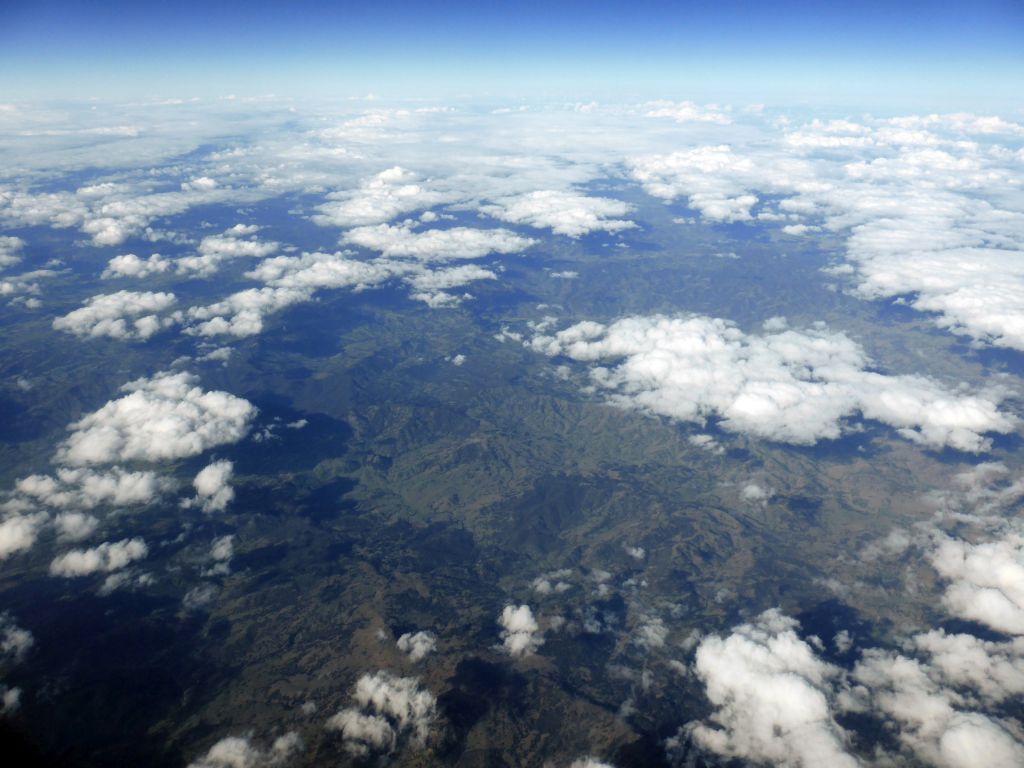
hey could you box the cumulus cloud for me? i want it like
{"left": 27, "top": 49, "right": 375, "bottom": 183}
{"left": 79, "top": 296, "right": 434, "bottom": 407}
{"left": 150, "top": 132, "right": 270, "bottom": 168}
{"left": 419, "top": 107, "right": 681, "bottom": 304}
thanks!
{"left": 480, "top": 189, "right": 635, "bottom": 237}
{"left": 929, "top": 531, "right": 1024, "bottom": 635}
{"left": 396, "top": 631, "right": 437, "bottom": 662}
{"left": 631, "top": 145, "right": 768, "bottom": 222}
{"left": 185, "top": 252, "right": 398, "bottom": 337}
{"left": 56, "top": 371, "right": 255, "bottom": 465}
{"left": 313, "top": 166, "right": 449, "bottom": 228}
{"left": 326, "top": 671, "right": 437, "bottom": 757}
{"left": 176, "top": 225, "right": 279, "bottom": 277}
{"left": 0, "top": 235, "right": 24, "bottom": 270}
{"left": 498, "top": 604, "right": 544, "bottom": 657}
{"left": 851, "top": 647, "right": 1024, "bottom": 767}
{"left": 49, "top": 537, "right": 148, "bottom": 577}
{"left": 0, "top": 613, "right": 33, "bottom": 664}
{"left": 186, "top": 460, "right": 235, "bottom": 513}
{"left": 686, "top": 609, "right": 858, "bottom": 768}
{"left": 0, "top": 512, "right": 48, "bottom": 560}
{"left": 15, "top": 466, "right": 170, "bottom": 510}
{"left": 187, "top": 732, "right": 302, "bottom": 768}
{"left": 101, "top": 253, "right": 171, "bottom": 279}
{"left": 343, "top": 222, "right": 535, "bottom": 261}
{"left": 0, "top": 180, "right": 245, "bottom": 246}
{"left": 52, "top": 290, "right": 177, "bottom": 340}
{"left": 529, "top": 314, "right": 1015, "bottom": 452}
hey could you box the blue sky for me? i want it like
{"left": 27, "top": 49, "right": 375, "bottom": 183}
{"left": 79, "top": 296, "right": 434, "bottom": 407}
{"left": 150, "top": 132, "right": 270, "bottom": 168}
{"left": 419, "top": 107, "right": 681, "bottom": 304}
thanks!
{"left": 2, "top": 0, "right": 1022, "bottom": 109}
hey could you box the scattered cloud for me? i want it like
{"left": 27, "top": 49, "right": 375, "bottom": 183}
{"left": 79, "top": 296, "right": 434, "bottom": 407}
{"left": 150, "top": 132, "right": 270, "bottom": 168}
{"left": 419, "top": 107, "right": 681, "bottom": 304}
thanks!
{"left": 185, "top": 460, "right": 235, "bottom": 514}
{"left": 498, "top": 604, "right": 544, "bottom": 657}
{"left": 343, "top": 222, "right": 535, "bottom": 261}
{"left": 326, "top": 671, "right": 438, "bottom": 757}
{"left": 187, "top": 732, "right": 302, "bottom": 768}
{"left": 49, "top": 537, "right": 148, "bottom": 577}
{"left": 102, "top": 253, "right": 172, "bottom": 279}
{"left": 52, "top": 290, "right": 178, "bottom": 340}
{"left": 530, "top": 314, "right": 1015, "bottom": 451}
{"left": 313, "top": 167, "right": 449, "bottom": 228}
{"left": 480, "top": 190, "right": 634, "bottom": 237}
{"left": 397, "top": 631, "right": 437, "bottom": 662}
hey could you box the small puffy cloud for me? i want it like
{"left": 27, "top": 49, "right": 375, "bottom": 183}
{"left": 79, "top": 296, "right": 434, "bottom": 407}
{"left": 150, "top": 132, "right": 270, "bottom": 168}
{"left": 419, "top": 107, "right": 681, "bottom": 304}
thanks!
{"left": 687, "top": 609, "right": 858, "bottom": 768}
{"left": 56, "top": 371, "right": 255, "bottom": 465}
{"left": 0, "top": 512, "right": 48, "bottom": 560}
{"left": 313, "top": 167, "right": 448, "bottom": 228}
{"left": 52, "top": 290, "right": 177, "bottom": 340}
{"left": 498, "top": 604, "right": 544, "bottom": 657}
{"left": 568, "top": 759, "right": 616, "bottom": 768}
{"left": 187, "top": 460, "right": 235, "bottom": 513}
{"left": 54, "top": 512, "right": 99, "bottom": 542}
{"left": 187, "top": 732, "right": 302, "bottom": 768}
{"left": 0, "top": 235, "right": 24, "bottom": 270}
{"left": 397, "top": 631, "right": 437, "bottom": 662}
{"left": 530, "top": 314, "right": 1015, "bottom": 452}
{"left": 326, "top": 671, "right": 438, "bottom": 757}
{"left": 741, "top": 482, "right": 772, "bottom": 505}
{"left": 633, "top": 617, "right": 668, "bottom": 651}
{"left": 186, "top": 253, "right": 399, "bottom": 337}
{"left": 343, "top": 222, "right": 535, "bottom": 262}
{"left": 0, "top": 613, "right": 33, "bottom": 663}
{"left": 49, "top": 537, "right": 148, "bottom": 577}
{"left": 326, "top": 710, "right": 395, "bottom": 757}
{"left": 16, "top": 466, "right": 170, "bottom": 510}
{"left": 185, "top": 286, "right": 309, "bottom": 338}
{"left": 480, "top": 190, "right": 635, "bottom": 238}
{"left": 176, "top": 226, "right": 279, "bottom": 277}
{"left": 101, "top": 253, "right": 171, "bottom": 279}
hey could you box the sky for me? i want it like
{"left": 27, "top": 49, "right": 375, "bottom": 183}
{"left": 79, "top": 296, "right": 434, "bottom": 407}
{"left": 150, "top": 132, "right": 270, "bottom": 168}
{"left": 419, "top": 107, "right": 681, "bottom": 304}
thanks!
{"left": 1, "top": 0, "right": 1023, "bottom": 109}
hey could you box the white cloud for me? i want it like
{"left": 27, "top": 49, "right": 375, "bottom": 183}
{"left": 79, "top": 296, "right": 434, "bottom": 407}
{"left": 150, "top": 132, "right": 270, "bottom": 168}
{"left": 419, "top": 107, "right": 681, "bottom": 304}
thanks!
{"left": 343, "top": 222, "right": 535, "bottom": 261}
{"left": 187, "top": 732, "right": 302, "bottom": 768}
{"left": 630, "top": 119, "right": 1024, "bottom": 351}
{"left": 929, "top": 530, "right": 1024, "bottom": 636}
{"left": 187, "top": 460, "right": 235, "bottom": 513}
{"left": 326, "top": 671, "right": 438, "bottom": 757}
{"left": 480, "top": 189, "right": 635, "bottom": 237}
{"left": 498, "top": 604, "right": 544, "bottom": 657}
{"left": 15, "top": 466, "right": 170, "bottom": 510}
{"left": 101, "top": 253, "right": 171, "bottom": 279}
{"left": 313, "top": 166, "right": 449, "bottom": 228}
{"left": 0, "top": 235, "right": 24, "bottom": 270}
{"left": 0, "top": 512, "right": 48, "bottom": 560}
{"left": 49, "top": 537, "right": 148, "bottom": 577}
{"left": 52, "top": 290, "right": 177, "bottom": 340}
{"left": 686, "top": 609, "right": 858, "bottom": 768}
{"left": 0, "top": 613, "right": 33, "bottom": 663}
{"left": 396, "top": 631, "right": 437, "bottom": 662}
{"left": 56, "top": 371, "right": 255, "bottom": 465}
{"left": 530, "top": 314, "right": 1015, "bottom": 452}
{"left": 186, "top": 252, "right": 399, "bottom": 337}
{"left": 54, "top": 512, "right": 99, "bottom": 542}
{"left": 851, "top": 648, "right": 1024, "bottom": 768}
{"left": 644, "top": 100, "right": 731, "bottom": 125}
{"left": 176, "top": 225, "right": 279, "bottom": 277}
